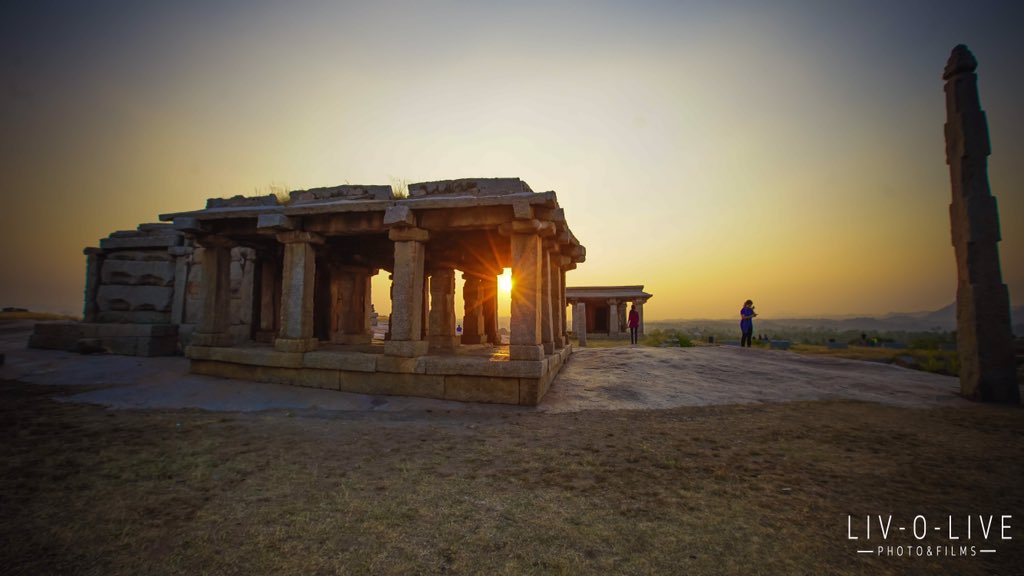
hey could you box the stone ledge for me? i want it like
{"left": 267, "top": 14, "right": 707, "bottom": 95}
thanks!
{"left": 304, "top": 350, "right": 377, "bottom": 372}
{"left": 186, "top": 345, "right": 305, "bottom": 368}
{"left": 181, "top": 339, "right": 572, "bottom": 405}
{"left": 420, "top": 356, "right": 546, "bottom": 378}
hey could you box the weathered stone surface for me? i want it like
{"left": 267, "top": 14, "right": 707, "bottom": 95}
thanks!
{"left": 388, "top": 226, "right": 429, "bottom": 243}
{"left": 100, "top": 234, "right": 182, "bottom": 250}
{"left": 388, "top": 239, "right": 426, "bottom": 347}
{"left": 943, "top": 44, "right": 1019, "bottom": 404}
{"left": 101, "top": 260, "right": 176, "bottom": 287}
{"left": 382, "top": 204, "right": 416, "bottom": 227}
{"left": 256, "top": 213, "right": 297, "bottom": 231}
{"left": 383, "top": 339, "right": 430, "bottom": 358}
{"left": 444, "top": 375, "right": 519, "bottom": 404}
{"left": 428, "top": 268, "right": 457, "bottom": 351}
{"left": 105, "top": 250, "right": 175, "bottom": 262}
{"left": 509, "top": 344, "right": 544, "bottom": 361}
{"left": 278, "top": 238, "right": 317, "bottom": 341}
{"left": 375, "top": 355, "right": 427, "bottom": 374}
{"left": 96, "top": 310, "right": 171, "bottom": 324}
{"left": 421, "top": 356, "right": 546, "bottom": 378}
{"left": 407, "top": 178, "right": 532, "bottom": 198}
{"left": 573, "top": 301, "right": 587, "bottom": 346}
{"left": 28, "top": 322, "right": 85, "bottom": 350}
{"left": 187, "top": 345, "right": 305, "bottom": 368}
{"left": 274, "top": 337, "right": 318, "bottom": 353}
{"left": 343, "top": 372, "right": 445, "bottom": 399}
{"left": 29, "top": 321, "right": 179, "bottom": 356}
{"left": 193, "top": 244, "right": 232, "bottom": 344}
{"left": 510, "top": 231, "right": 543, "bottom": 359}
{"left": 97, "top": 285, "right": 174, "bottom": 312}
{"left": 289, "top": 185, "right": 392, "bottom": 204}
{"left": 303, "top": 350, "right": 377, "bottom": 372}
{"left": 206, "top": 194, "right": 278, "bottom": 208}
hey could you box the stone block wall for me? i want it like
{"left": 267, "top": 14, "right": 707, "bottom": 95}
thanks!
{"left": 94, "top": 227, "right": 182, "bottom": 324}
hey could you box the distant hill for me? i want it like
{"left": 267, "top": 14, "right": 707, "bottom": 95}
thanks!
{"left": 653, "top": 303, "right": 1024, "bottom": 337}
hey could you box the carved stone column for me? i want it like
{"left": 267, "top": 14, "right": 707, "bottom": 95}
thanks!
{"left": 560, "top": 256, "right": 573, "bottom": 346}
{"left": 637, "top": 301, "right": 646, "bottom": 337}
{"left": 549, "top": 249, "right": 564, "bottom": 350}
{"left": 503, "top": 219, "right": 554, "bottom": 361}
{"left": 385, "top": 226, "right": 430, "bottom": 357}
{"left": 461, "top": 273, "right": 486, "bottom": 344}
{"left": 482, "top": 272, "right": 499, "bottom": 345}
{"left": 330, "top": 265, "right": 373, "bottom": 345}
{"left": 572, "top": 301, "right": 587, "bottom": 347}
{"left": 943, "top": 44, "right": 1019, "bottom": 403}
{"left": 274, "top": 231, "right": 323, "bottom": 353}
{"left": 428, "top": 267, "right": 458, "bottom": 351}
{"left": 257, "top": 254, "right": 280, "bottom": 336}
{"left": 540, "top": 244, "right": 555, "bottom": 355}
{"left": 190, "top": 236, "right": 234, "bottom": 347}
{"left": 607, "top": 298, "right": 619, "bottom": 337}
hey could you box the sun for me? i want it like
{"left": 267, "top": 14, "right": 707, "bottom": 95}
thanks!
{"left": 498, "top": 269, "right": 513, "bottom": 295}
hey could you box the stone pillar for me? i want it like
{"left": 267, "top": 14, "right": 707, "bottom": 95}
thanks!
{"left": 329, "top": 266, "right": 372, "bottom": 345}
{"left": 168, "top": 245, "right": 192, "bottom": 325}
{"left": 607, "top": 299, "right": 619, "bottom": 337}
{"left": 637, "top": 301, "right": 646, "bottom": 337}
{"left": 560, "top": 258, "right": 572, "bottom": 346}
{"left": 385, "top": 227, "right": 430, "bottom": 357}
{"left": 258, "top": 256, "right": 280, "bottom": 334}
{"left": 572, "top": 301, "right": 587, "bottom": 347}
{"left": 461, "top": 273, "right": 486, "bottom": 344}
{"left": 540, "top": 246, "right": 555, "bottom": 355}
{"left": 274, "top": 231, "right": 323, "bottom": 353}
{"left": 385, "top": 274, "right": 393, "bottom": 340}
{"left": 422, "top": 269, "right": 431, "bottom": 340}
{"left": 943, "top": 45, "right": 1019, "bottom": 403}
{"left": 549, "top": 253, "right": 564, "bottom": 350}
{"left": 82, "top": 247, "right": 104, "bottom": 322}
{"left": 190, "top": 236, "right": 233, "bottom": 347}
{"left": 428, "top": 267, "right": 458, "bottom": 351}
{"left": 482, "top": 273, "right": 499, "bottom": 345}
{"left": 505, "top": 219, "right": 547, "bottom": 361}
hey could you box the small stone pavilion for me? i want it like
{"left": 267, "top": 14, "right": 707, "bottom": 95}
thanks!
{"left": 32, "top": 178, "right": 586, "bottom": 405}
{"left": 566, "top": 286, "right": 652, "bottom": 343}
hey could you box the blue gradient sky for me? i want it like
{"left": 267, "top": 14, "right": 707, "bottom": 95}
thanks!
{"left": 2, "top": 0, "right": 1021, "bottom": 319}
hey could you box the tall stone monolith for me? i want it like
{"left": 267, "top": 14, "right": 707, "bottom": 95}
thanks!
{"left": 943, "top": 44, "right": 1019, "bottom": 403}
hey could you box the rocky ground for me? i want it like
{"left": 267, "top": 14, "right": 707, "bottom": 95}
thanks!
{"left": 1, "top": 320, "right": 1021, "bottom": 575}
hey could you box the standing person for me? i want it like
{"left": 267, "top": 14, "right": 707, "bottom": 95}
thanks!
{"left": 628, "top": 304, "right": 640, "bottom": 345}
{"left": 740, "top": 300, "right": 757, "bottom": 347}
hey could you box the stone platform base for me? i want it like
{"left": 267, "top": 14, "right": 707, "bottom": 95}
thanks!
{"left": 186, "top": 344, "right": 572, "bottom": 405}
{"left": 29, "top": 322, "right": 179, "bottom": 356}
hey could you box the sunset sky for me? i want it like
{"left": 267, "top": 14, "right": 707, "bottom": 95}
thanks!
{"left": 2, "top": 0, "right": 1022, "bottom": 320}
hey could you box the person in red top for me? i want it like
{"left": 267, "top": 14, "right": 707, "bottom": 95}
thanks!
{"left": 628, "top": 303, "right": 641, "bottom": 345}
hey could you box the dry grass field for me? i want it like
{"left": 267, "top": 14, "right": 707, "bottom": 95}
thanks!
{"left": 2, "top": 379, "right": 1021, "bottom": 575}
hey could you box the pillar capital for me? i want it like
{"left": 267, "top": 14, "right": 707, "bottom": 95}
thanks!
{"left": 388, "top": 226, "right": 430, "bottom": 243}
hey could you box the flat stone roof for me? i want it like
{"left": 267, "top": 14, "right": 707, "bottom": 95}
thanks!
{"left": 565, "top": 286, "right": 652, "bottom": 301}
{"left": 158, "top": 178, "right": 557, "bottom": 221}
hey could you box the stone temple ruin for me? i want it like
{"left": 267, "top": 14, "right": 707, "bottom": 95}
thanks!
{"left": 566, "top": 286, "right": 652, "bottom": 346}
{"left": 30, "top": 178, "right": 586, "bottom": 405}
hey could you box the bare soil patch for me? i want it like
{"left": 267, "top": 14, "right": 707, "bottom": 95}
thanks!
{"left": 2, "top": 380, "right": 1021, "bottom": 575}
